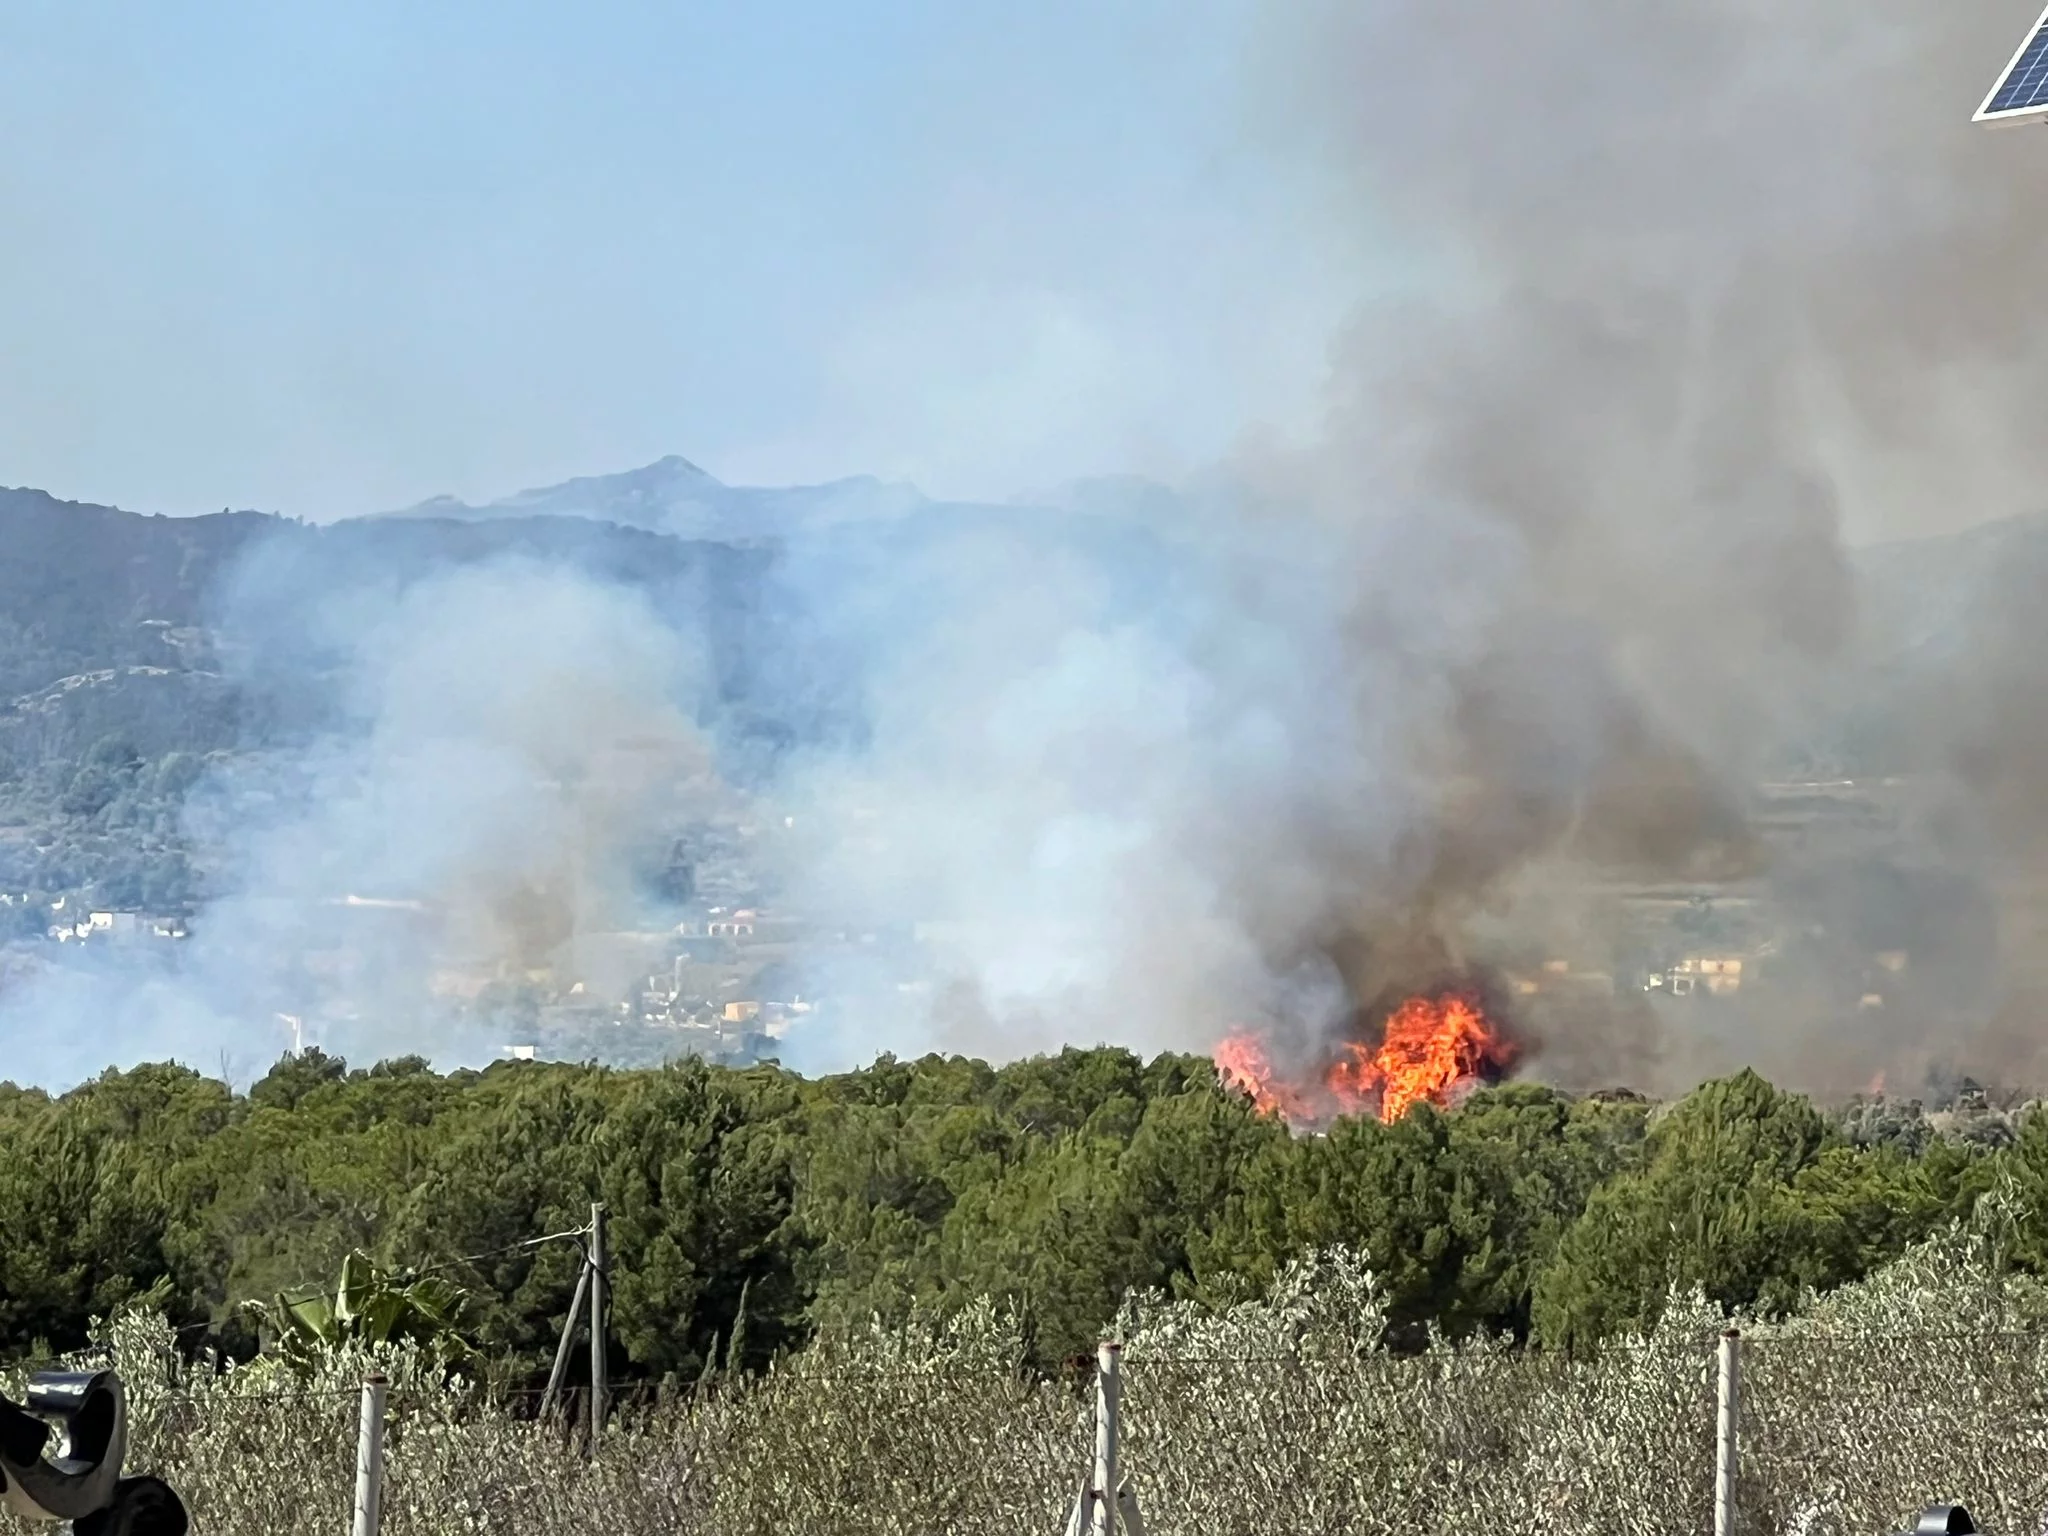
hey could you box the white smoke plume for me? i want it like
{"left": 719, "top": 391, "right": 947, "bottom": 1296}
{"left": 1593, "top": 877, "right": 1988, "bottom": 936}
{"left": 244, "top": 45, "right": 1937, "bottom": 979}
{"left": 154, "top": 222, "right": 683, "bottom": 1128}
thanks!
{"left": 1, "top": 553, "right": 716, "bottom": 1088}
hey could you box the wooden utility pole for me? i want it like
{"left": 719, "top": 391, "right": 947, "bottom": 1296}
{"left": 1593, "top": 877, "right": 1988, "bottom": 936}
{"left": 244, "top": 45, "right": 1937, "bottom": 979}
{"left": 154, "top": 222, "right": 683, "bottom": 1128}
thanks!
{"left": 589, "top": 1202, "right": 609, "bottom": 1441}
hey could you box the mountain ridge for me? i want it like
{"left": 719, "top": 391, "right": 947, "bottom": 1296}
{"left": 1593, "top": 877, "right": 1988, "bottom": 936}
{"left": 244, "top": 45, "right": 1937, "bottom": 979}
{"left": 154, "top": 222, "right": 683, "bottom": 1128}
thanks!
{"left": 4, "top": 465, "right": 2042, "bottom": 787}
{"left": 372, "top": 454, "right": 935, "bottom": 542}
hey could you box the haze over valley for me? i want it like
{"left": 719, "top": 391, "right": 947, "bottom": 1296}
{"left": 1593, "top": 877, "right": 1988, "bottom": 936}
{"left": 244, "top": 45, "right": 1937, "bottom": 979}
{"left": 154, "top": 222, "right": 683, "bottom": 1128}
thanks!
{"left": 7, "top": 450, "right": 2048, "bottom": 1104}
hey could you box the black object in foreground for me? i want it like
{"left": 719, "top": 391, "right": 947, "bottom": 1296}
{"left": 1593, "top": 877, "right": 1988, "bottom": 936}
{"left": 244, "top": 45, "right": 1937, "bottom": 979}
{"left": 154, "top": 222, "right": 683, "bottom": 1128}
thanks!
{"left": 1896, "top": 1505, "right": 1977, "bottom": 1536}
{"left": 0, "top": 1371, "right": 188, "bottom": 1535}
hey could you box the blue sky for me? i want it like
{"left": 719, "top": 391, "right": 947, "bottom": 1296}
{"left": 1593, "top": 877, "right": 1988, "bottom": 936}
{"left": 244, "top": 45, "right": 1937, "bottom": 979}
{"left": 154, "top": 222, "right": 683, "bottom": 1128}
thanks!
{"left": 0, "top": 0, "right": 1359, "bottom": 518}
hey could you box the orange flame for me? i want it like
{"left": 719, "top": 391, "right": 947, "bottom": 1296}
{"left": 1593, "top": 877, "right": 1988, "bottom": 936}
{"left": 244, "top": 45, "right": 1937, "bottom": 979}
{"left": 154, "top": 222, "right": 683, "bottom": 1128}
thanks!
{"left": 1214, "top": 1032, "right": 1317, "bottom": 1123}
{"left": 1214, "top": 991, "right": 1516, "bottom": 1127}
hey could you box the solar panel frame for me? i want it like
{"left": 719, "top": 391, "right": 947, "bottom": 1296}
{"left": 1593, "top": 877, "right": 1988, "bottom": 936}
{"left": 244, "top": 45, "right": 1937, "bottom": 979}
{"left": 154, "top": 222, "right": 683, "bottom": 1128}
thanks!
{"left": 1976, "top": 1, "right": 2048, "bottom": 125}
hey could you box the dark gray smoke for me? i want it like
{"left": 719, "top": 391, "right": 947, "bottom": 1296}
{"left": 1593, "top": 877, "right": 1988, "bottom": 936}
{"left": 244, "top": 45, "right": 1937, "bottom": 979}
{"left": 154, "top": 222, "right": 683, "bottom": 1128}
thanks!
{"left": 1209, "top": 0, "right": 2048, "bottom": 1092}
{"left": 780, "top": 0, "right": 2048, "bottom": 1094}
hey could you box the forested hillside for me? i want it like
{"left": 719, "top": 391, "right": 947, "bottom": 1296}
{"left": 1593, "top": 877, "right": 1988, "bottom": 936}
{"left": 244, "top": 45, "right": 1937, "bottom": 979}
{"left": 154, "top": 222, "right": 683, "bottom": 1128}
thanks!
{"left": 3, "top": 473, "right": 2043, "bottom": 919}
{"left": 0, "top": 1049, "right": 2026, "bottom": 1381}
{"left": 0, "top": 487, "right": 797, "bottom": 908}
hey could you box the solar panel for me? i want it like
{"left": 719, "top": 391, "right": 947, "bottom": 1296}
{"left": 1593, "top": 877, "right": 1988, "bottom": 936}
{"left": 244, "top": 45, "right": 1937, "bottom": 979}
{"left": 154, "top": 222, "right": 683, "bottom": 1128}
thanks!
{"left": 1977, "top": 2, "right": 2048, "bottom": 125}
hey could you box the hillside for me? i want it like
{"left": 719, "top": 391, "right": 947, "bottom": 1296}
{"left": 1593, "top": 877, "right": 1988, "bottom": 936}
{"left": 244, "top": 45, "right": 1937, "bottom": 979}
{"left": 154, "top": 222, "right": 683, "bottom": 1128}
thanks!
{"left": 0, "top": 461, "right": 1203, "bottom": 930}
{"left": 0, "top": 487, "right": 797, "bottom": 756}
{"left": 0, "top": 485, "right": 803, "bottom": 909}
{"left": 381, "top": 454, "right": 932, "bottom": 542}
{"left": 0, "top": 488, "right": 259, "bottom": 701}
{"left": 0, "top": 462, "right": 2035, "bottom": 920}
{"left": 6, "top": 465, "right": 2034, "bottom": 775}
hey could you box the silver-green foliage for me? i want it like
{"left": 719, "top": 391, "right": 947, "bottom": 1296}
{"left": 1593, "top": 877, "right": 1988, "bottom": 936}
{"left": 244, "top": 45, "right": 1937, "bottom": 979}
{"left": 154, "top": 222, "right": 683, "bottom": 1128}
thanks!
{"left": 1114, "top": 1250, "right": 1719, "bottom": 1534}
{"left": 1734, "top": 1189, "right": 2048, "bottom": 1536}
{"left": 9, "top": 1229, "right": 2048, "bottom": 1536}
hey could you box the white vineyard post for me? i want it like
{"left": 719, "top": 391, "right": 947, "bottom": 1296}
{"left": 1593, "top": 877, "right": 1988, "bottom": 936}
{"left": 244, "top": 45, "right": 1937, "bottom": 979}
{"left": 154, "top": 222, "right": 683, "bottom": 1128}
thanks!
{"left": 350, "top": 1374, "right": 387, "bottom": 1536}
{"left": 1092, "top": 1342, "right": 1121, "bottom": 1536}
{"left": 1715, "top": 1328, "right": 1742, "bottom": 1536}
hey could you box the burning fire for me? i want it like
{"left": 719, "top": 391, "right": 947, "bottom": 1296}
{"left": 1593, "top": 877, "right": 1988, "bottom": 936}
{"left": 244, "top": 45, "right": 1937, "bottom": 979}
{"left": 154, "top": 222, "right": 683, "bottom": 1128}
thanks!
{"left": 1214, "top": 990, "right": 1518, "bottom": 1127}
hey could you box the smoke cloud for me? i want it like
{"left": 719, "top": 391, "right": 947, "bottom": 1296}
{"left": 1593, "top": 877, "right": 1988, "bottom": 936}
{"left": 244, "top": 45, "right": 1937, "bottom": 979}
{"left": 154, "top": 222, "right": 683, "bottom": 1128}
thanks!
{"left": 1249, "top": 0, "right": 2048, "bottom": 1091}
{"left": 772, "top": 0, "right": 2048, "bottom": 1096}
{"left": 2, "top": 550, "right": 719, "bottom": 1087}
{"left": 11, "top": 1, "right": 2048, "bottom": 1101}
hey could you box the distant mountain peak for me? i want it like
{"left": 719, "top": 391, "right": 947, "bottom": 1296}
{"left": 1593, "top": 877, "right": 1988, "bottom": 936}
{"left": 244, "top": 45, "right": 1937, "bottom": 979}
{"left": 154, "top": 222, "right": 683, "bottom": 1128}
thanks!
{"left": 651, "top": 453, "right": 713, "bottom": 477}
{"left": 521, "top": 454, "right": 720, "bottom": 495}
{"left": 374, "top": 456, "right": 933, "bottom": 541}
